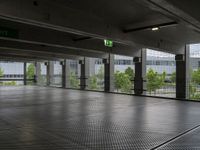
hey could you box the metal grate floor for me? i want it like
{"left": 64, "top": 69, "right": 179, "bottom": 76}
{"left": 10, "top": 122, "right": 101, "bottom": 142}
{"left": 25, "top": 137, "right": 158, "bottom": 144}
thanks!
{"left": 0, "top": 86, "right": 200, "bottom": 149}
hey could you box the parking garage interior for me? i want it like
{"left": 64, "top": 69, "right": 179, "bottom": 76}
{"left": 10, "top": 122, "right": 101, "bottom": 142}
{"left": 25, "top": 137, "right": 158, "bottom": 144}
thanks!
{"left": 1, "top": 0, "right": 200, "bottom": 149}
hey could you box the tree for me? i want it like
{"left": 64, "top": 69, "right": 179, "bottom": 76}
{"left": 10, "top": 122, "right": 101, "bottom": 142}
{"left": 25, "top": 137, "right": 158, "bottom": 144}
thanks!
{"left": 120, "top": 73, "right": 132, "bottom": 93}
{"left": 189, "top": 83, "right": 197, "bottom": 99}
{"left": 96, "top": 66, "right": 104, "bottom": 81}
{"left": 70, "top": 72, "right": 79, "bottom": 88}
{"left": 170, "top": 72, "right": 176, "bottom": 83}
{"left": 0, "top": 67, "right": 16, "bottom": 86}
{"left": 0, "top": 67, "right": 3, "bottom": 85}
{"left": 114, "top": 71, "right": 132, "bottom": 93}
{"left": 26, "top": 64, "right": 35, "bottom": 79}
{"left": 125, "top": 67, "right": 135, "bottom": 80}
{"left": 114, "top": 71, "right": 123, "bottom": 91}
{"left": 192, "top": 69, "right": 200, "bottom": 84}
{"left": 146, "top": 69, "right": 166, "bottom": 94}
{"left": 190, "top": 69, "right": 200, "bottom": 100}
{"left": 3, "top": 81, "right": 16, "bottom": 86}
{"left": 88, "top": 75, "right": 98, "bottom": 90}
{"left": 0, "top": 67, "right": 3, "bottom": 77}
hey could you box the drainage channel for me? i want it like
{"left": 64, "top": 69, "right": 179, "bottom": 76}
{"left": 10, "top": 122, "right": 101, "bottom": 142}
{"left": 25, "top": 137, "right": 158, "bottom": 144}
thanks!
{"left": 151, "top": 124, "right": 200, "bottom": 150}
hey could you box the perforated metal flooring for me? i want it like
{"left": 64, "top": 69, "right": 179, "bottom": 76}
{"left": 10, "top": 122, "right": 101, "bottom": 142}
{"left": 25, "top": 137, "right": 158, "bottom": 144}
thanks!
{"left": 0, "top": 86, "right": 200, "bottom": 149}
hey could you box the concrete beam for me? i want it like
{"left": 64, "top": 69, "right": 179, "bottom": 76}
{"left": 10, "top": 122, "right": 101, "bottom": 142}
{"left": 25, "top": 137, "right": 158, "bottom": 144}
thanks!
{"left": 0, "top": 38, "right": 108, "bottom": 58}
{"left": 17, "top": 24, "right": 139, "bottom": 56}
{"left": 0, "top": 0, "right": 134, "bottom": 45}
{"left": 137, "top": 0, "right": 200, "bottom": 33}
{"left": 0, "top": 0, "right": 186, "bottom": 54}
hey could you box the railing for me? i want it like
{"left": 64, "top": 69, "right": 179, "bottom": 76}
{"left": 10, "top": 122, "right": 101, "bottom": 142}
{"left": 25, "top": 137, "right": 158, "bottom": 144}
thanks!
{"left": 86, "top": 76, "right": 104, "bottom": 91}
{"left": 37, "top": 75, "right": 47, "bottom": 86}
{"left": 145, "top": 80, "right": 176, "bottom": 98}
{"left": 188, "top": 80, "right": 200, "bottom": 101}
{"left": 50, "top": 75, "right": 62, "bottom": 87}
{"left": 113, "top": 76, "right": 134, "bottom": 94}
{"left": 68, "top": 75, "right": 80, "bottom": 89}
{"left": 0, "top": 78, "right": 35, "bottom": 86}
{"left": 112, "top": 76, "right": 176, "bottom": 97}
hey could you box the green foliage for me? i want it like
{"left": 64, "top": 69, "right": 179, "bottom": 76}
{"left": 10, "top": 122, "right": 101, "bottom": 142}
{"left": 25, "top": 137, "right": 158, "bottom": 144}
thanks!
{"left": 191, "top": 93, "right": 200, "bottom": 100}
{"left": 190, "top": 69, "right": 200, "bottom": 100}
{"left": 27, "top": 64, "right": 35, "bottom": 79}
{"left": 192, "top": 69, "right": 200, "bottom": 84}
{"left": 88, "top": 75, "right": 98, "bottom": 90}
{"left": 170, "top": 72, "right": 176, "bottom": 83}
{"left": 0, "top": 67, "right": 3, "bottom": 77}
{"left": 26, "top": 64, "right": 35, "bottom": 79}
{"left": 114, "top": 71, "right": 132, "bottom": 93}
{"left": 96, "top": 66, "right": 104, "bottom": 81}
{"left": 189, "top": 83, "right": 197, "bottom": 99}
{"left": 0, "top": 67, "right": 4, "bottom": 85}
{"left": 26, "top": 64, "right": 36, "bottom": 85}
{"left": 146, "top": 68, "right": 166, "bottom": 93}
{"left": 125, "top": 67, "right": 135, "bottom": 80}
{"left": 88, "top": 66, "right": 104, "bottom": 90}
{"left": 3, "top": 81, "right": 16, "bottom": 86}
{"left": 114, "top": 71, "right": 123, "bottom": 91}
{"left": 70, "top": 72, "right": 79, "bottom": 88}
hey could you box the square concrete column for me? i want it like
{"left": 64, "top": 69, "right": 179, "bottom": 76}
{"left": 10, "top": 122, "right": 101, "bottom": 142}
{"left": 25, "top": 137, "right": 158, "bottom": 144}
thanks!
{"left": 103, "top": 54, "right": 114, "bottom": 92}
{"left": 61, "top": 60, "right": 66, "bottom": 88}
{"left": 134, "top": 49, "right": 146, "bottom": 95}
{"left": 61, "top": 59, "right": 70, "bottom": 88}
{"left": 176, "top": 45, "right": 190, "bottom": 99}
{"left": 23, "top": 62, "right": 27, "bottom": 85}
{"left": 185, "top": 45, "right": 190, "bottom": 99}
{"left": 35, "top": 62, "right": 41, "bottom": 85}
{"left": 79, "top": 58, "right": 90, "bottom": 90}
{"left": 46, "top": 61, "right": 54, "bottom": 86}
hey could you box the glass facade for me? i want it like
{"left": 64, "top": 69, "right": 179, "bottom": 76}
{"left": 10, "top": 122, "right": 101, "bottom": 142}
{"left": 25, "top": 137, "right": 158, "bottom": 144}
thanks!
{"left": 68, "top": 59, "right": 80, "bottom": 89}
{"left": 0, "top": 61, "right": 24, "bottom": 86}
{"left": 114, "top": 55, "right": 134, "bottom": 94}
{"left": 38, "top": 62, "right": 47, "bottom": 86}
{"left": 51, "top": 61, "right": 62, "bottom": 87}
{"left": 1, "top": 46, "right": 200, "bottom": 101}
{"left": 146, "top": 49, "right": 176, "bottom": 98}
{"left": 189, "top": 44, "right": 200, "bottom": 100}
{"left": 26, "top": 62, "right": 36, "bottom": 85}
{"left": 87, "top": 58, "right": 104, "bottom": 91}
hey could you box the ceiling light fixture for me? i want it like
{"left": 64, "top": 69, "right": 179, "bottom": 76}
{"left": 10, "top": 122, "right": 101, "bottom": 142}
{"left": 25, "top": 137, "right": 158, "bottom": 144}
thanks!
{"left": 152, "top": 27, "right": 159, "bottom": 31}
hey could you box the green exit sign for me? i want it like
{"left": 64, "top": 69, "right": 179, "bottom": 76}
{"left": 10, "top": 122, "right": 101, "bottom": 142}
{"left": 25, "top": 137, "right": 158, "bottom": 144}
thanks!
{"left": 104, "top": 39, "right": 113, "bottom": 47}
{"left": 0, "top": 27, "right": 18, "bottom": 38}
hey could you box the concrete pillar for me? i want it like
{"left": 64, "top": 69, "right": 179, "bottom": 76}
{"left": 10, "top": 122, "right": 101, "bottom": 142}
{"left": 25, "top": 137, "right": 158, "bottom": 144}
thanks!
{"left": 103, "top": 54, "right": 114, "bottom": 92}
{"left": 85, "top": 57, "right": 90, "bottom": 88}
{"left": 134, "top": 49, "right": 146, "bottom": 95}
{"left": 186, "top": 45, "right": 190, "bottom": 99}
{"left": 46, "top": 62, "right": 50, "bottom": 86}
{"left": 79, "top": 57, "right": 90, "bottom": 90}
{"left": 61, "top": 59, "right": 71, "bottom": 88}
{"left": 66, "top": 60, "right": 71, "bottom": 88}
{"left": 61, "top": 60, "right": 66, "bottom": 88}
{"left": 176, "top": 45, "right": 189, "bottom": 99}
{"left": 23, "top": 62, "right": 27, "bottom": 85}
{"left": 62, "top": 59, "right": 70, "bottom": 88}
{"left": 46, "top": 61, "right": 54, "bottom": 86}
{"left": 89, "top": 58, "right": 95, "bottom": 76}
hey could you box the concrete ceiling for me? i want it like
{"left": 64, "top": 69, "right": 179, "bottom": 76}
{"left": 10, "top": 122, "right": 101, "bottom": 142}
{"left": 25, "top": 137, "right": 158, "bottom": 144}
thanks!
{"left": 0, "top": 0, "right": 199, "bottom": 60}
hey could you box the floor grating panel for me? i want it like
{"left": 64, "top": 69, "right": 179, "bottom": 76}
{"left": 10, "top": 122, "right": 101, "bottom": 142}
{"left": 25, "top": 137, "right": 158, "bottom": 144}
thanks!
{"left": 0, "top": 86, "right": 200, "bottom": 149}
